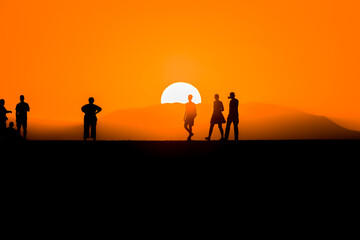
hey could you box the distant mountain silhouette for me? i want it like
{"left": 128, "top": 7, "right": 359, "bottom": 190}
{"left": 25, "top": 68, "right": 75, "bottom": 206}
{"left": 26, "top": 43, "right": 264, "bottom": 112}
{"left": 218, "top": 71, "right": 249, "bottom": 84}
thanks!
{"left": 99, "top": 104, "right": 185, "bottom": 140}
{"left": 329, "top": 116, "right": 360, "bottom": 132}
{"left": 8, "top": 103, "right": 360, "bottom": 140}
{"left": 237, "top": 103, "right": 360, "bottom": 140}
{"left": 28, "top": 118, "right": 82, "bottom": 140}
{"left": 98, "top": 103, "right": 360, "bottom": 140}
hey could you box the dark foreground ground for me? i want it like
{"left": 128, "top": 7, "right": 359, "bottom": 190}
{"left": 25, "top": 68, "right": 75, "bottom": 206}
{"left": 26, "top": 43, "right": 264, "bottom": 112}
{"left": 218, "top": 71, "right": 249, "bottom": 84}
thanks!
{"left": 2, "top": 139, "right": 359, "bottom": 186}
{"left": 1, "top": 139, "right": 359, "bottom": 157}
{"left": 1, "top": 140, "right": 358, "bottom": 232}
{"left": 2, "top": 139, "right": 359, "bottom": 166}
{"left": 2, "top": 139, "right": 358, "bottom": 198}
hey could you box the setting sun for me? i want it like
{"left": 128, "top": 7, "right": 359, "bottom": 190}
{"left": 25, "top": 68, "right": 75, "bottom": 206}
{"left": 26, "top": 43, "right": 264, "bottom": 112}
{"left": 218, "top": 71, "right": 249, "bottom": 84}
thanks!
{"left": 161, "top": 82, "right": 201, "bottom": 104}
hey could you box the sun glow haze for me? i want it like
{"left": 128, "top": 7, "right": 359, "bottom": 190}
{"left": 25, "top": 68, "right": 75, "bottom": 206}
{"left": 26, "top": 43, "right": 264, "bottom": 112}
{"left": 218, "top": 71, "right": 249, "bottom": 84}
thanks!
{"left": 161, "top": 82, "right": 201, "bottom": 104}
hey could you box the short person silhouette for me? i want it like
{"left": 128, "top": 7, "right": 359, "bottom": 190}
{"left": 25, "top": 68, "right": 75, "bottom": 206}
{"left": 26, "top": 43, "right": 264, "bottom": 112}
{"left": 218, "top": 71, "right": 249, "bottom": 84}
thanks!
{"left": 205, "top": 94, "right": 226, "bottom": 141}
{"left": 81, "top": 97, "right": 102, "bottom": 141}
{"left": 16, "top": 95, "right": 30, "bottom": 139}
{"left": 7, "top": 122, "right": 22, "bottom": 141}
{"left": 184, "top": 95, "right": 197, "bottom": 141}
{"left": 224, "top": 92, "right": 239, "bottom": 141}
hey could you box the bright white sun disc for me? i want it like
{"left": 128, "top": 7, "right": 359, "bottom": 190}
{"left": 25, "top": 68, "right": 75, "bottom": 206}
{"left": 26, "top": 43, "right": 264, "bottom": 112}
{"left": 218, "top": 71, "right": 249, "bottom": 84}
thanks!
{"left": 161, "top": 82, "right": 201, "bottom": 104}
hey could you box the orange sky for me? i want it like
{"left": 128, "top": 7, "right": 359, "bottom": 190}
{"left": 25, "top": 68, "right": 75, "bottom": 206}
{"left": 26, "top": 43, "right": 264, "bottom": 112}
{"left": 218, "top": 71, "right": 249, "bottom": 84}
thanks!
{"left": 1, "top": 0, "right": 360, "bottom": 121}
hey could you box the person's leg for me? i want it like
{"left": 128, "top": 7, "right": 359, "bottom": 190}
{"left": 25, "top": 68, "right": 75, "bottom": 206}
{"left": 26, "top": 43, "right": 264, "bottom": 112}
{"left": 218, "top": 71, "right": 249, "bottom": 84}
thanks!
{"left": 84, "top": 119, "right": 90, "bottom": 140}
{"left": 234, "top": 120, "right": 239, "bottom": 141}
{"left": 91, "top": 120, "right": 97, "bottom": 140}
{"left": 184, "top": 122, "right": 190, "bottom": 134}
{"left": 224, "top": 119, "right": 232, "bottom": 140}
{"left": 187, "top": 124, "right": 193, "bottom": 141}
{"left": 218, "top": 123, "right": 224, "bottom": 139}
{"left": 16, "top": 121, "right": 21, "bottom": 135}
{"left": 23, "top": 120, "right": 27, "bottom": 139}
{"left": 206, "top": 123, "right": 214, "bottom": 140}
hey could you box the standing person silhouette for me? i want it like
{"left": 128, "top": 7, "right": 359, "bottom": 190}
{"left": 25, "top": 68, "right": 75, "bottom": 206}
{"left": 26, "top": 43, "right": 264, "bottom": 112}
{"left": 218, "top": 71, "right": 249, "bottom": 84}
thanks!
{"left": 16, "top": 95, "right": 30, "bottom": 139}
{"left": 0, "top": 99, "right": 12, "bottom": 130}
{"left": 205, "top": 94, "right": 226, "bottom": 141}
{"left": 224, "top": 92, "right": 239, "bottom": 141}
{"left": 81, "top": 97, "right": 102, "bottom": 141}
{"left": 184, "top": 95, "right": 197, "bottom": 141}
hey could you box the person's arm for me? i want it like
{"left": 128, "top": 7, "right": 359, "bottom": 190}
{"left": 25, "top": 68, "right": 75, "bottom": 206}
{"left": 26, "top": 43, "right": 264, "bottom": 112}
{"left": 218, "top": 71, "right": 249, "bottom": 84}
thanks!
{"left": 96, "top": 106, "right": 102, "bottom": 114}
{"left": 27, "top": 103, "right": 30, "bottom": 112}
{"left": 5, "top": 107, "right": 12, "bottom": 114}
{"left": 220, "top": 102, "right": 224, "bottom": 112}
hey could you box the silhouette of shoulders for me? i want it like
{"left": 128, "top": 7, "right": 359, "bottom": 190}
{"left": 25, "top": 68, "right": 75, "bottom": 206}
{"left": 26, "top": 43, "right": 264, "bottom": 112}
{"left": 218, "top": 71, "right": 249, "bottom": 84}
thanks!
{"left": 185, "top": 101, "right": 196, "bottom": 114}
{"left": 213, "top": 100, "right": 224, "bottom": 112}
{"left": 16, "top": 101, "right": 30, "bottom": 110}
{"left": 229, "top": 98, "right": 239, "bottom": 116}
{"left": 185, "top": 102, "right": 196, "bottom": 117}
{"left": 16, "top": 101, "right": 30, "bottom": 116}
{"left": 81, "top": 103, "right": 102, "bottom": 118}
{"left": 82, "top": 104, "right": 102, "bottom": 115}
{"left": 230, "top": 98, "right": 239, "bottom": 106}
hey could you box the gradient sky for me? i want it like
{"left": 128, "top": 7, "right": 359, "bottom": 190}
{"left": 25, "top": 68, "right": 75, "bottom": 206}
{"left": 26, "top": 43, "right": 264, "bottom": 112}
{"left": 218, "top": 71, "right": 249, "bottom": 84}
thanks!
{"left": 1, "top": 0, "right": 360, "bottom": 121}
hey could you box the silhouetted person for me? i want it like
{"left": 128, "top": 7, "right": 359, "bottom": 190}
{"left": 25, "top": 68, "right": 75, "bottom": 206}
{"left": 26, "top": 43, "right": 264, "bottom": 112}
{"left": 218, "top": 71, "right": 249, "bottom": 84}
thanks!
{"left": 205, "top": 94, "right": 226, "bottom": 141}
{"left": 0, "top": 99, "right": 12, "bottom": 130}
{"left": 8, "top": 122, "right": 17, "bottom": 134}
{"left": 6, "top": 122, "right": 22, "bottom": 141}
{"left": 184, "top": 95, "right": 197, "bottom": 141}
{"left": 81, "top": 97, "right": 102, "bottom": 141}
{"left": 224, "top": 92, "right": 239, "bottom": 141}
{"left": 16, "top": 95, "right": 30, "bottom": 139}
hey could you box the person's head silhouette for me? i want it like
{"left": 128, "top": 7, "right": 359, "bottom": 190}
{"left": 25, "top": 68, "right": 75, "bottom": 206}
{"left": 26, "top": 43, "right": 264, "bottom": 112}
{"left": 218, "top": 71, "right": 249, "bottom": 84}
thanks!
{"left": 9, "top": 122, "right": 14, "bottom": 129}
{"left": 228, "top": 92, "right": 235, "bottom": 99}
{"left": 214, "top": 94, "right": 219, "bottom": 101}
{"left": 20, "top": 95, "right": 25, "bottom": 102}
{"left": 88, "top": 97, "right": 95, "bottom": 104}
{"left": 188, "top": 95, "right": 193, "bottom": 102}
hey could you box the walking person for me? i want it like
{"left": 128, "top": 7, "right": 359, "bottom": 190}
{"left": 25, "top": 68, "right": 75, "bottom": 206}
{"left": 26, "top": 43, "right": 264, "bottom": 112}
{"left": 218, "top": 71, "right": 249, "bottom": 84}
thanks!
{"left": 205, "top": 94, "right": 226, "bottom": 141}
{"left": 0, "top": 99, "right": 12, "bottom": 130}
{"left": 16, "top": 95, "right": 30, "bottom": 139}
{"left": 184, "top": 95, "right": 197, "bottom": 141}
{"left": 81, "top": 97, "right": 102, "bottom": 141}
{"left": 224, "top": 92, "right": 239, "bottom": 141}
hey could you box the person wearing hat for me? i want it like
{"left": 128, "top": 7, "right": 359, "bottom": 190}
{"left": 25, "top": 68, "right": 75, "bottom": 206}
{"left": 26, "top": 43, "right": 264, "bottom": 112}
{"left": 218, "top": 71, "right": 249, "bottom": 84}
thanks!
{"left": 224, "top": 92, "right": 239, "bottom": 140}
{"left": 81, "top": 97, "right": 102, "bottom": 141}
